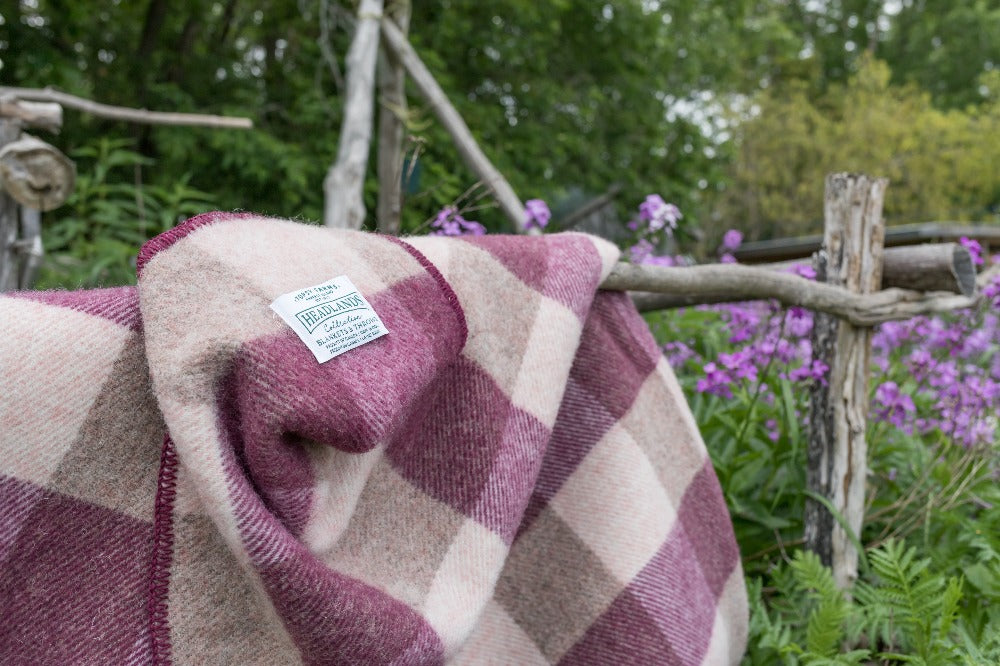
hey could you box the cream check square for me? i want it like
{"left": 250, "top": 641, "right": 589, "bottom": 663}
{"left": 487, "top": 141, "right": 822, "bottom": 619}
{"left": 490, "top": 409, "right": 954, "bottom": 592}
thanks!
{"left": 0, "top": 299, "right": 130, "bottom": 488}
{"left": 508, "top": 296, "right": 582, "bottom": 428}
{"left": 421, "top": 519, "right": 509, "bottom": 655}
{"left": 550, "top": 423, "right": 677, "bottom": 585}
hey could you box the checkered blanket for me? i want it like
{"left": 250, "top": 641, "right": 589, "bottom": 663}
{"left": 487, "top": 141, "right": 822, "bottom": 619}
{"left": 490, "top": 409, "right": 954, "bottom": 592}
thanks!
{"left": 0, "top": 212, "right": 747, "bottom": 664}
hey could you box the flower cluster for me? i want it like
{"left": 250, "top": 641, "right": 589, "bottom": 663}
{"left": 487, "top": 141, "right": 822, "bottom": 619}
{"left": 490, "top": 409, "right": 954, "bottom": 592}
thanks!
{"left": 429, "top": 207, "right": 486, "bottom": 236}
{"left": 626, "top": 194, "right": 687, "bottom": 267}
{"left": 637, "top": 194, "right": 682, "bottom": 233}
{"left": 675, "top": 258, "right": 1000, "bottom": 449}
{"left": 686, "top": 294, "right": 825, "bottom": 402}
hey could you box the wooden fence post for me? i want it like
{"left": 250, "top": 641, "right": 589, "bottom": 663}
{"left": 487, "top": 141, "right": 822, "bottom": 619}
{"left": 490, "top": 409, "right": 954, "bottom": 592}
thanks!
{"left": 805, "top": 173, "right": 888, "bottom": 589}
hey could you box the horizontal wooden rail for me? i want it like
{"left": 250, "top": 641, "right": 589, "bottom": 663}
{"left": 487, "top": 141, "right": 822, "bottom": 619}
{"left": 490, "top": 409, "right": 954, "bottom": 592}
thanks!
{"left": 733, "top": 222, "right": 1000, "bottom": 264}
{"left": 0, "top": 87, "right": 253, "bottom": 129}
{"left": 600, "top": 261, "right": 996, "bottom": 326}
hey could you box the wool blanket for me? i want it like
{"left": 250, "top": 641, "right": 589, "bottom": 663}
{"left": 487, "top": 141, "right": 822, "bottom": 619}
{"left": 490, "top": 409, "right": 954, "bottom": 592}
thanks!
{"left": 0, "top": 212, "right": 747, "bottom": 665}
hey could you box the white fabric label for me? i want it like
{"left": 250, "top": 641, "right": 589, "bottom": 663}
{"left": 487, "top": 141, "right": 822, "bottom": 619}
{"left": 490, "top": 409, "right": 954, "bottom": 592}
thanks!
{"left": 270, "top": 276, "right": 389, "bottom": 363}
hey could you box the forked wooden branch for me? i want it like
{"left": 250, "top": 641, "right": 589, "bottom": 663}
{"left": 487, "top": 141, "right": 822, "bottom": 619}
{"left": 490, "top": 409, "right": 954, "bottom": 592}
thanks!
{"left": 0, "top": 87, "right": 253, "bottom": 129}
{"left": 379, "top": 17, "right": 529, "bottom": 232}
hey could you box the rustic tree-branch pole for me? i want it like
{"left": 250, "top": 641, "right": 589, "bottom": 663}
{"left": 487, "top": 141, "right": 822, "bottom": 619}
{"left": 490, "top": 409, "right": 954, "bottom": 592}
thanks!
{"left": 375, "top": 0, "right": 411, "bottom": 235}
{"left": 806, "top": 173, "right": 887, "bottom": 589}
{"left": 0, "top": 87, "right": 253, "bottom": 129}
{"left": 324, "top": 0, "right": 384, "bottom": 229}
{"left": 880, "top": 243, "right": 975, "bottom": 295}
{"left": 380, "top": 17, "right": 529, "bottom": 232}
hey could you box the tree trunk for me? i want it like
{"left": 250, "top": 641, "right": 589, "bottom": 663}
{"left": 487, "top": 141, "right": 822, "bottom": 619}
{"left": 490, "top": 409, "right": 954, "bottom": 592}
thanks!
{"left": 805, "top": 173, "right": 888, "bottom": 589}
{"left": 375, "top": 0, "right": 411, "bottom": 235}
{"left": 324, "top": 0, "right": 384, "bottom": 229}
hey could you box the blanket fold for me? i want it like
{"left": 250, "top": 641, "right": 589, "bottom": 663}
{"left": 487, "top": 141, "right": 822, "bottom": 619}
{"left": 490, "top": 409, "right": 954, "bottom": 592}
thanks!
{"left": 1, "top": 212, "right": 747, "bottom": 665}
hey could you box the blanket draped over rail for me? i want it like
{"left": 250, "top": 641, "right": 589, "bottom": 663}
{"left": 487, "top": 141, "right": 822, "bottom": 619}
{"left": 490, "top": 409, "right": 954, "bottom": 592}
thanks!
{"left": 0, "top": 213, "right": 747, "bottom": 664}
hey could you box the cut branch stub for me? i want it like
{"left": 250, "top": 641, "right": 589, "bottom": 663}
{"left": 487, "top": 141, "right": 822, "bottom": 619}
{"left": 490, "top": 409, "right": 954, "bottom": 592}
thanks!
{"left": 0, "top": 135, "right": 76, "bottom": 211}
{"left": 0, "top": 98, "right": 63, "bottom": 133}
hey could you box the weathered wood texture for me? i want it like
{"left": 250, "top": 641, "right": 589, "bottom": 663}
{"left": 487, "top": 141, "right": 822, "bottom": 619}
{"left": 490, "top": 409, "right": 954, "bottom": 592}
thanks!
{"left": 806, "top": 173, "right": 887, "bottom": 589}
{"left": 759, "top": 243, "right": 975, "bottom": 296}
{"left": 324, "top": 0, "right": 384, "bottom": 229}
{"left": 380, "top": 17, "right": 529, "bottom": 232}
{"left": 0, "top": 87, "right": 253, "bottom": 129}
{"left": 0, "top": 134, "right": 75, "bottom": 211}
{"left": 375, "top": 0, "right": 411, "bottom": 235}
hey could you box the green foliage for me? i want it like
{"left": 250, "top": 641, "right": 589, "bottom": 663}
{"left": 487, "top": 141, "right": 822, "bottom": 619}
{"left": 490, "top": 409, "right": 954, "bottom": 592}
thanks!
{"left": 648, "top": 300, "right": 1000, "bottom": 662}
{"left": 711, "top": 56, "right": 1000, "bottom": 241}
{"left": 7, "top": 1, "right": 1000, "bottom": 257}
{"left": 37, "top": 138, "right": 216, "bottom": 287}
{"left": 745, "top": 543, "right": 999, "bottom": 665}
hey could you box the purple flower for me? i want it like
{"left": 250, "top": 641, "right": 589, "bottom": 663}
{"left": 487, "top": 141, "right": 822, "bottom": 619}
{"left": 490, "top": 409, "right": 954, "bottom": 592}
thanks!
{"left": 722, "top": 304, "right": 761, "bottom": 344}
{"left": 524, "top": 199, "right": 551, "bottom": 230}
{"left": 785, "top": 307, "right": 813, "bottom": 338}
{"left": 765, "top": 418, "right": 780, "bottom": 442}
{"left": 906, "top": 349, "right": 934, "bottom": 379}
{"left": 696, "top": 362, "right": 734, "bottom": 398}
{"left": 873, "top": 381, "right": 916, "bottom": 428}
{"left": 430, "top": 207, "right": 486, "bottom": 236}
{"left": 629, "top": 238, "right": 655, "bottom": 264}
{"left": 959, "top": 236, "right": 984, "bottom": 266}
{"left": 789, "top": 359, "right": 829, "bottom": 385}
{"left": 637, "top": 194, "right": 681, "bottom": 232}
{"left": 663, "top": 341, "right": 698, "bottom": 367}
{"left": 718, "top": 350, "right": 758, "bottom": 382}
{"left": 786, "top": 263, "right": 817, "bottom": 280}
{"left": 642, "top": 254, "right": 678, "bottom": 267}
{"left": 719, "top": 253, "right": 737, "bottom": 264}
{"left": 720, "top": 229, "right": 744, "bottom": 253}
{"left": 983, "top": 273, "right": 1000, "bottom": 308}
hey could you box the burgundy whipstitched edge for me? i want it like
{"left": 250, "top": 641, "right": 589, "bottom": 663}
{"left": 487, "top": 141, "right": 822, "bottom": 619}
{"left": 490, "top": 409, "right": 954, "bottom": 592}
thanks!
{"left": 147, "top": 435, "right": 180, "bottom": 665}
{"left": 383, "top": 235, "right": 469, "bottom": 349}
